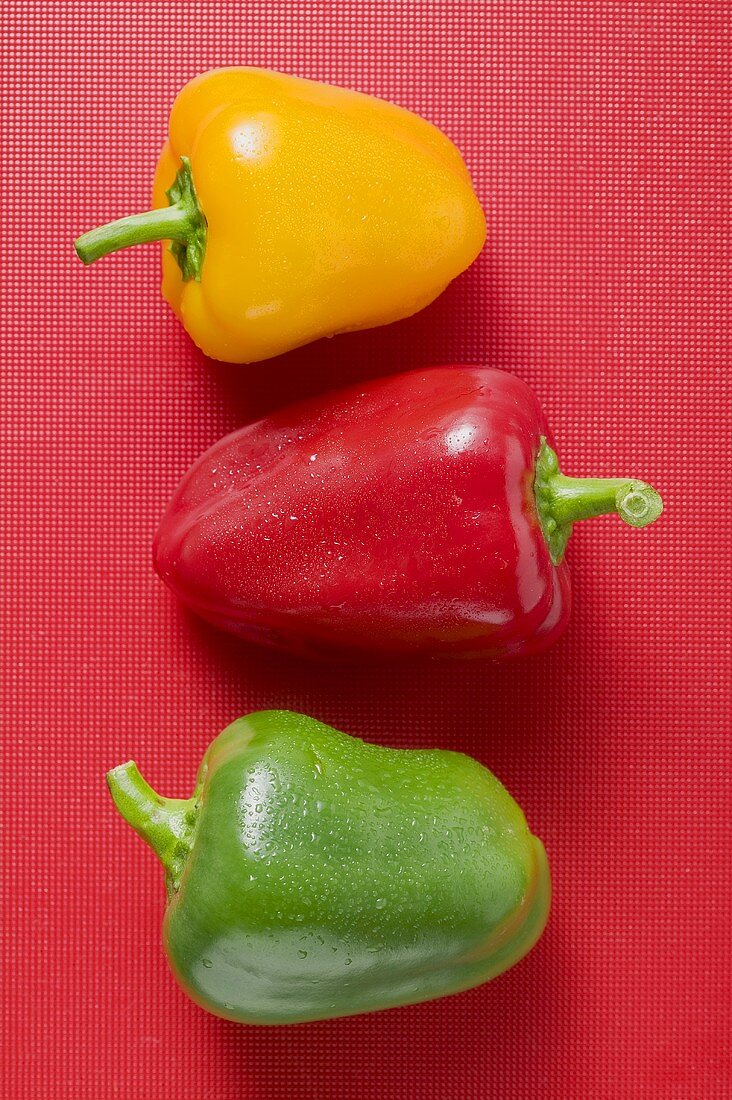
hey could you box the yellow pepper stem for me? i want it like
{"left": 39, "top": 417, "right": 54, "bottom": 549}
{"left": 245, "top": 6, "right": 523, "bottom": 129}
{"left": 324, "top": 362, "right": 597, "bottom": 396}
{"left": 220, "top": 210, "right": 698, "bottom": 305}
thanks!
{"left": 74, "top": 157, "right": 206, "bottom": 282}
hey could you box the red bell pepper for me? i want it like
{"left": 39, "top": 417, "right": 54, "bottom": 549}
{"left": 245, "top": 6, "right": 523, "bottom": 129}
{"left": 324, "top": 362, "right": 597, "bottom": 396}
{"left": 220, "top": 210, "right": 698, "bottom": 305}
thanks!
{"left": 153, "top": 367, "right": 662, "bottom": 659}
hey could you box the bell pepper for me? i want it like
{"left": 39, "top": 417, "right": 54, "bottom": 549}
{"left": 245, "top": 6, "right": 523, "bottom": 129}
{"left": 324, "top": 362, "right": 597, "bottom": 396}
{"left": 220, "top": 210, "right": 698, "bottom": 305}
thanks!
{"left": 73, "top": 67, "right": 486, "bottom": 364}
{"left": 153, "top": 366, "right": 663, "bottom": 660}
{"left": 107, "top": 710, "right": 550, "bottom": 1024}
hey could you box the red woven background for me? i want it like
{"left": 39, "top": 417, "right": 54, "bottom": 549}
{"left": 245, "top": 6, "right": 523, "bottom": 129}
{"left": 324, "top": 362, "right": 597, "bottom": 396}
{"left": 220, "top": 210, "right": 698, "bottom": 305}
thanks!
{"left": 2, "top": 2, "right": 730, "bottom": 1097}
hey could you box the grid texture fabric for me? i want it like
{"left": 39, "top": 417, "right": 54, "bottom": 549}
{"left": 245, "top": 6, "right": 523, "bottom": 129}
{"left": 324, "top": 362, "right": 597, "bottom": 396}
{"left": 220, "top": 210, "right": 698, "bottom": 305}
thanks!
{"left": 2, "top": 2, "right": 730, "bottom": 1097}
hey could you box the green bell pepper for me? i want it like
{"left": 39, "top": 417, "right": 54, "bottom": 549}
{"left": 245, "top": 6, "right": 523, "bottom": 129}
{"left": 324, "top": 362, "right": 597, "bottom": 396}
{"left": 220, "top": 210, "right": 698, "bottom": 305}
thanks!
{"left": 107, "top": 711, "right": 550, "bottom": 1024}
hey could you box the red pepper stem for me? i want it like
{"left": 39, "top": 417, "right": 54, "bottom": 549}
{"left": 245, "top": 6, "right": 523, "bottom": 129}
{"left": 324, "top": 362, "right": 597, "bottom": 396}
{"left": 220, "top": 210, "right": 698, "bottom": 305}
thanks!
{"left": 534, "top": 438, "right": 663, "bottom": 565}
{"left": 74, "top": 204, "right": 192, "bottom": 264}
{"left": 548, "top": 474, "right": 661, "bottom": 528}
{"left": 106, "top": 762, "right": 196, "bottom": 887}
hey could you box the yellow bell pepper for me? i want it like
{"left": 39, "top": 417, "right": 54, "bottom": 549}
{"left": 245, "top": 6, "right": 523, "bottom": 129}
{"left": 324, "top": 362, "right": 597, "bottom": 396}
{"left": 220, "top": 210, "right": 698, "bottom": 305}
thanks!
{"left": 74, "top": 67, "right": 486, "bottom": 363}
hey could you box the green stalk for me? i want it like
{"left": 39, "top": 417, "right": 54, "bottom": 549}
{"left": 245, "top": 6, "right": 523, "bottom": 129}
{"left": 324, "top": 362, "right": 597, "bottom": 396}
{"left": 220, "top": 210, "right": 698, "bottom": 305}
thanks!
{"left": 534, "top": 438, "right": 663, "bottom": 564}
{"left": 74, "top": 157, "right": 207, "bottom": 282}
{"left": 106, "top": 762, "right": 197, "bottom": 889}
{"left": 74, "top": 205, "right": 192, "bottom": 264}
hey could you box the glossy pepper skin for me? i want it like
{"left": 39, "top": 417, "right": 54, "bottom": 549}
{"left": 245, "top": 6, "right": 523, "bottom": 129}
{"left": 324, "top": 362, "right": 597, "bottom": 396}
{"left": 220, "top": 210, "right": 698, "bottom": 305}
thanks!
{"left": 107, "top": 711, "right": 550, "bottom": 1024}
{"left": 74, "top": 68, "right": 486, "bottom": 363}
{"left": 154, "top": 367, "right": 663, "bottom": 660}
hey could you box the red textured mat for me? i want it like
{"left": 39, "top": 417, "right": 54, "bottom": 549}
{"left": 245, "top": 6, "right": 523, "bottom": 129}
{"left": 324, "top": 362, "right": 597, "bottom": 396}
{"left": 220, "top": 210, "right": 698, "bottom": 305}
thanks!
{"left": 2, "top": 3, "right": 730, "bottom": 1097}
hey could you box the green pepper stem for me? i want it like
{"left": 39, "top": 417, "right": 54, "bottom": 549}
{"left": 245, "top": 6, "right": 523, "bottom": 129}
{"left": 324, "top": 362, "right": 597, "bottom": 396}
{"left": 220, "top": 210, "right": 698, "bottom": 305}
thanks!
{"left": 74, "top": 205, "right": 192, "bottom": 264}
{"left": 73, "top": 157, "right": 207, "bottom": 282}
{"left": 534, "top": 438, "right": 663, "bottom": 564}
{"left": 106, "top": 762, "right": 196, "bottom": 887}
